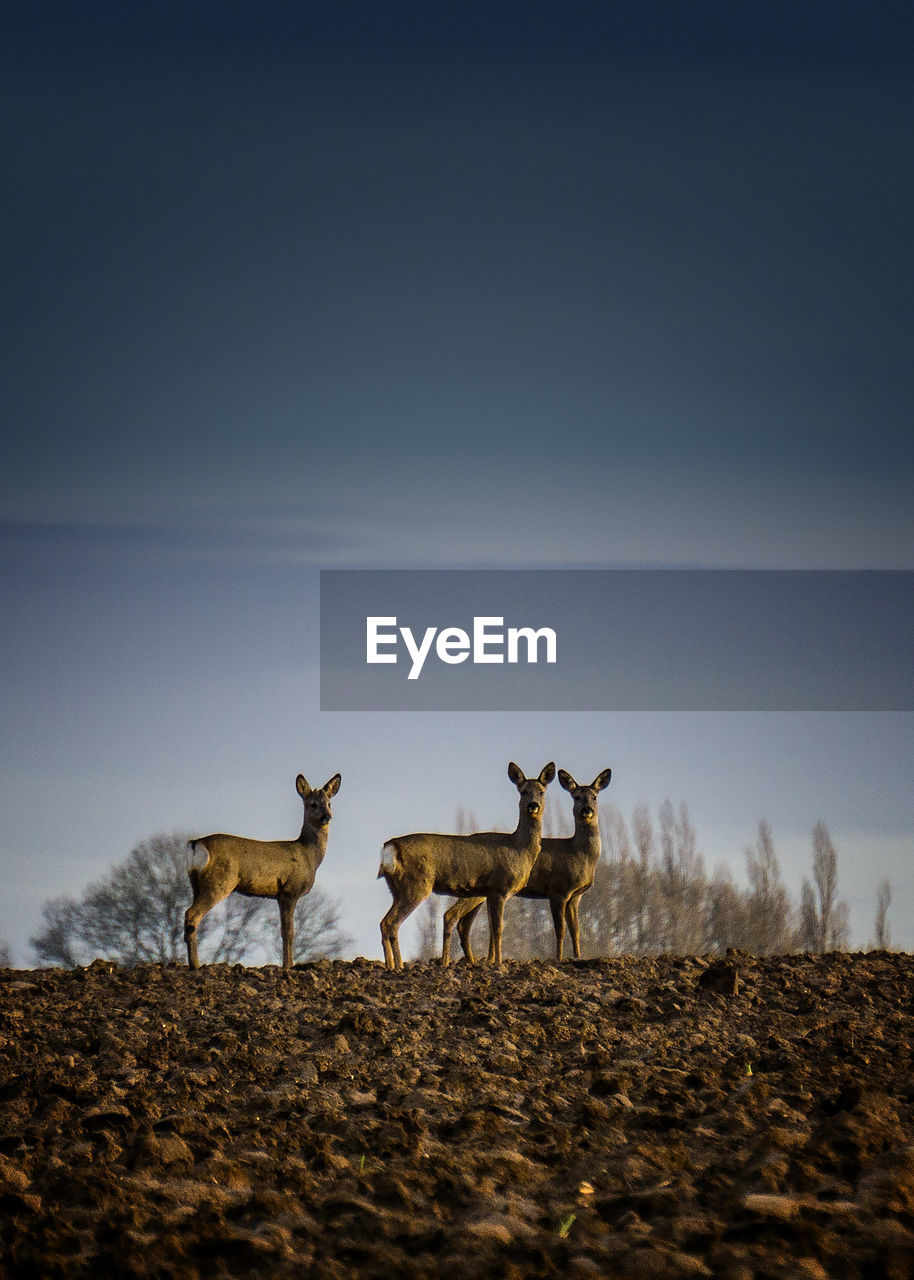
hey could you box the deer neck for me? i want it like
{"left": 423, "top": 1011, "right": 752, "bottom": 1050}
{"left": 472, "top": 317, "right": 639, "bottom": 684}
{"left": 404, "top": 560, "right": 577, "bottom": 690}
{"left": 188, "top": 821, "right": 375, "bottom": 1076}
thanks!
{"left": 573, "top": 819, "right": 601, "bottom": 861}
{"left": 514, "top": 806, "right": 543, "bottom": 851}
{"left": 298, "top": 820, "right": 329, "bottom": 854}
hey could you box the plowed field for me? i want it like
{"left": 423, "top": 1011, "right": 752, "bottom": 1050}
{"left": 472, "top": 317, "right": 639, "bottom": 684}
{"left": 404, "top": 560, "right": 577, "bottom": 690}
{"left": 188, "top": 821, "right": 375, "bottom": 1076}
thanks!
{"left": 2, "top": 952, "right": 913, "bottom": 1278}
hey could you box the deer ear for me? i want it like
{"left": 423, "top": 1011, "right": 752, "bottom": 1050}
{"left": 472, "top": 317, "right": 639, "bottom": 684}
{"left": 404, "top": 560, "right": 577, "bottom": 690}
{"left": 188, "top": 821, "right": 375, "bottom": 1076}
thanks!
{"left": 558, "top": 769, "right": 577, "bottom": 792}
{"left": 323, "top": 773, "right": 341, "bottom": 798}
{"left": 540, "top": 761, "right": 556, "bottom": 785}
{"left": 592, "top": 768, "right": 612, "bottom": 791}
{"left": 508, "top": 761, "right": 525, "bottom": 786}
{"left": 296, "top": 774, "right": 311, "bottom": 797}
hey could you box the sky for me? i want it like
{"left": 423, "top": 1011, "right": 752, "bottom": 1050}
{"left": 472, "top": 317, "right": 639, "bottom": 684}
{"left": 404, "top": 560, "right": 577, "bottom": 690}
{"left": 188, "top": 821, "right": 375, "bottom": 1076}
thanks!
{"left": 1, "top": 1, "right": 912, "bottom": 964}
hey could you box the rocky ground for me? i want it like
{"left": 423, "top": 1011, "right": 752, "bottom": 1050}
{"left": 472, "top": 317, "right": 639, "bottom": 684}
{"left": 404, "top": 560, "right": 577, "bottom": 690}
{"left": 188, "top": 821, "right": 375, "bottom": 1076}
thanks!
{"left": 1, "top": 951, "right": 913, "bottom": 1278}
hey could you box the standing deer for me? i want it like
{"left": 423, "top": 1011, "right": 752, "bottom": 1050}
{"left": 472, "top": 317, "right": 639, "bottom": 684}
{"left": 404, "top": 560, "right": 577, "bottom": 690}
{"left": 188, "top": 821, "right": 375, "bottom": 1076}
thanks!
{"left": 441, "top": 767, "right": 611, "bottom": 964}
{"left": 184, "top": 772, "right": 342, "bottom": 970}
{"left": 378, "top": 761, "right": 556, "bottom": 971}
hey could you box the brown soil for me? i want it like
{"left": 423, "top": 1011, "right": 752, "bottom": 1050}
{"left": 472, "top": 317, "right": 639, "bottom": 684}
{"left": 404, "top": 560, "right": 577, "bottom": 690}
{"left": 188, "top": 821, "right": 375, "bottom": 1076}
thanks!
{"left": 1, "top": 951, "right": 913, "bottom": 1278}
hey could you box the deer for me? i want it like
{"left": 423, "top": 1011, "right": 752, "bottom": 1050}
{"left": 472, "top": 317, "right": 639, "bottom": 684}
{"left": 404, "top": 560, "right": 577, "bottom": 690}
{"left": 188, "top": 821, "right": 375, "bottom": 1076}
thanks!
{"left": 440, "top": 767, "right": 612, "bottom": 965}
{"left": 378, "top": 761, "right": 556, "bottom": 971}
{"left": 184, "top": 771, "right": 342, "bottom": 970}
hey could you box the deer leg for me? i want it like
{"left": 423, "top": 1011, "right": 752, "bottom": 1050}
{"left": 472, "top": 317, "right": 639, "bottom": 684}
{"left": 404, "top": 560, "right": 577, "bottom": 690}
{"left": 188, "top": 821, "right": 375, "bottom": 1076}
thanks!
{"left": 441, "top": 900, "right": 461, "bottom": 966}
{"left": 566, "top": 892, "right": 583, "bottom": 959}
{"left": 380, "top": 905, "right": 397, "bottom": 970}
{"left": 381, "top": 893, "right": 424, "bottom": 971}
{"left": 456, "top": 900, "right": 485, "bottom": 965}
{"left": 184, "top": 913, "right": 201, "bottom": 969}
{"left": 278, "top": 895, "right": 297, "bottom": 969}
{"left": 549, "top": 895, "right": 567, "bottom": 961}
{"left": 380, "top": 921, "right": 395, "bottom": 970}
{"left": 184, "top": 883, "right": 232, "bottom": 970}
{"left": 486, "top": 894, "right": 506, "bottom": 968}
{"left": 380, "top": 904, "right": 409, "bottom": 970}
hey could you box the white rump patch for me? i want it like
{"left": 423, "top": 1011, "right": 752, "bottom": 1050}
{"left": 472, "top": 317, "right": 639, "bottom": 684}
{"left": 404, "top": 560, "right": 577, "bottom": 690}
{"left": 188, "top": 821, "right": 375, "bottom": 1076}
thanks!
{"left": 380, "top": 841, "right": 399, "bottom": 873}
{"left": 188, "top": 839, "right": 210, "bottom": 870}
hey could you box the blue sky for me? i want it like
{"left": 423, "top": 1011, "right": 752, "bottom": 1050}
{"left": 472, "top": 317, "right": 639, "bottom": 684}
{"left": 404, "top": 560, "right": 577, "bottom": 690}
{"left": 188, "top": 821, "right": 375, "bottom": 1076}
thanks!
{"left": 1, "top": 1, "right": 912, "bottom": 962}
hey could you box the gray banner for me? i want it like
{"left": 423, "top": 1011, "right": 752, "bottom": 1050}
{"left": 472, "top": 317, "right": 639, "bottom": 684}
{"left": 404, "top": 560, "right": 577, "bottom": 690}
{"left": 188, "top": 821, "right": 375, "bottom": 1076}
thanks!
{"left": 320, "top": 569, "right": 913, "bottom": 711}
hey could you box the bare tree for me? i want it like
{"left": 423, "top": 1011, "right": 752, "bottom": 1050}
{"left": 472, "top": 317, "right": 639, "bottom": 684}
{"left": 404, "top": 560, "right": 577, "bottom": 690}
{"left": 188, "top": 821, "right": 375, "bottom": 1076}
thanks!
{"left": 705, "top": 864, "right": 750, "bottom": 953}
{"left": 30, "top": 896, "right": 86, "bottom": 968}
{"left": 578, "top": 800, "right": 706, "bottom": 958}
{"left": 657, "top": 800, "right": 706, "bottom": 954}
{"left": 744, "top": 820, "right": 795, "bottom": 954}
{"left": 0, "top": 941, "right": 11, "bottom": 968}
{"left": 580, "top": 800, "right": 707, "bottom": 958}
{"left": 799, "top": 821, "right": 850, "bottom": 952}
{"left": 873, "top": 878, "right": 892, "bottom": 950}
{"left": 799, "top": 881, "right": 820, "bottom": 952}
{"left": 30, "top": 831, "right": 351, "bottom": 968}
{"left": 629, "top": 801, "right": 660, "bottom": 954}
